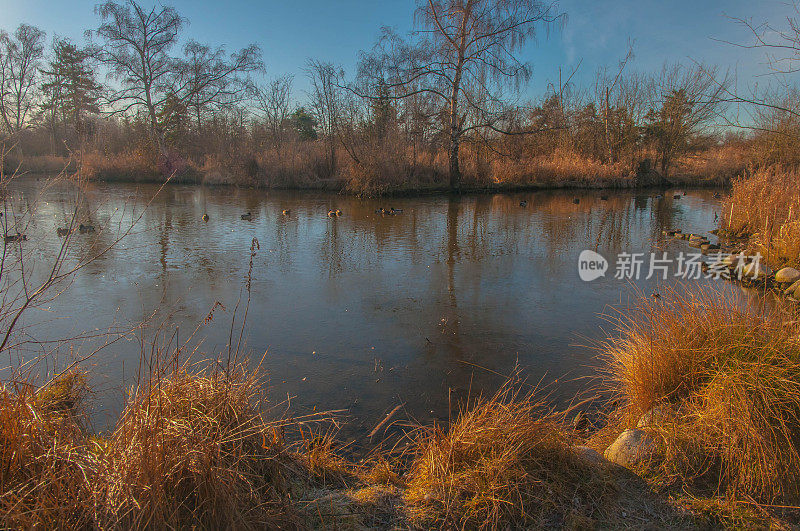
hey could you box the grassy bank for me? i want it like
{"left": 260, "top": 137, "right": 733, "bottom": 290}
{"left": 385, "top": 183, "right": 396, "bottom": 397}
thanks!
{"left": 12, "top": 144, "right": 744, "bottom": 195}
{"left": 721, "top": 164, "right": 800, "bottom": 268}
{"left": 592, "top": 286, "right": 800, "bottom": 526}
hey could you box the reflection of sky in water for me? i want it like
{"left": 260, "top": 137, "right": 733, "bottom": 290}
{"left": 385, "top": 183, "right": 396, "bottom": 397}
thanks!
{"left": 3, "top": 178, "right": 736, "bottom": 442}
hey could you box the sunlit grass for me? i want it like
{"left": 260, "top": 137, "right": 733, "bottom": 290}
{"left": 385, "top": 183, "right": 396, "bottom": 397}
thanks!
{"left": 601, "top": 286, "right": 800, "bottom": 502}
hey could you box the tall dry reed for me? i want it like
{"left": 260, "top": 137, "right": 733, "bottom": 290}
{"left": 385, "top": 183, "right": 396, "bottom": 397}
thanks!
{"left": 722, "top": 164, "right": 800, "bottom": 266}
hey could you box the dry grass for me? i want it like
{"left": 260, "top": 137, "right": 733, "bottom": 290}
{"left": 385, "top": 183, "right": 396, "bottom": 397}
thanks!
{"left": 96, "top": 363, "right": 298, "bottom": 529}
{"left": 672, "top": 144, "right": 750, "bottom": 185}
{"left": 722, "top": 164, "right": 800, "bottom": 267}
{"left": 486, "top": 148, "right": 632, "bottom": 188}
{"left": 403, "top": 384, "right": 617, "bottom": 529}
{"left": 602, "top": 286, "right": 800, "bottom": 503}
{"left": 0, "top": 371, "right": 94, "bottom": 529}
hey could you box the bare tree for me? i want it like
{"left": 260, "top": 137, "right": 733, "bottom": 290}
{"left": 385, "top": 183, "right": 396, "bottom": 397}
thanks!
{"left": 178, "top": 41, "right": 262, "bottom": 130}
{"left": 93, "top": 0, "right": 184, "bottom": 154}
{"left": 93, "top": 1, "right": 262, "bottom": 158}
{"left": 306, "top": 59, "right": 343, "bottom": 176}
{"left": 0, "top": 24, "right": 46, "bottom": 140}
{"left": 645, "top": 63, "right": 729, "bottom": 180}
{"left": 253, "top": 74, "right": 293, "bottom": 157}
{"left": 358, "top": 0, "right": 562, "bottom": 189}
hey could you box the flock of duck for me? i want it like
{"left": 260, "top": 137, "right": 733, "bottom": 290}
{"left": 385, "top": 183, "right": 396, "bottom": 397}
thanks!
{"left": 201, "top": 207, "right": 404, "bottom": 222}
{"left": 3, "top": 223, "right": 95, "bottom": 244}
{"left": 6, "top": 191, "right": 722, "bottom": 245}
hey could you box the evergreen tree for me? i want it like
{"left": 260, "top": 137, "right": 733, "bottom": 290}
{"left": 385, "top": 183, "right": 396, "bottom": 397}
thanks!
{"left": 40, "top": 38, "right": 102, "bottom": 152}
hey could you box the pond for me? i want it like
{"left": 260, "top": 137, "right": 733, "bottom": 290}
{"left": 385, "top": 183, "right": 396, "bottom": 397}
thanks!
{"left": 4, "top": 178, "right": 737, "bottom": 444}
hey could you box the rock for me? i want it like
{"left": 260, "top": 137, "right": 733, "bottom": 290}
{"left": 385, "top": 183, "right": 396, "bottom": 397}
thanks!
{"left": 786, "top": 280, "right": 800, "bottom": 298}
{"left": 742, "top": 262, "right": 771, "bottom": 280}
{"left": 573, "top": 446, "right": 604, "bottom": 465}
{"left": 776, "top": 267, "right": 800, "bottom": 284}
{"left": 604, "top": 428, "right": 658, "bottom": 469}
{"left": 723, "top": 253, "right": 748, "bottom": 268}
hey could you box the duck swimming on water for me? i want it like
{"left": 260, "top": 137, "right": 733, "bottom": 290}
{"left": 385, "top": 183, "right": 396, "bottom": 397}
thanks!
{"left": 282, "top": 209, "right": 291, "bottom": 216}
{"left": 79, "top": 224, "right": 96, "bottom": 233}
{"left": 241, "top": 212, "right": 252, "bottom": 221}
{"left": 56, "top": 227, "right": 70, "bottom": 237}
{"left": 202, "top": 213, "right": 209, "bottom": 221}
{"left": 4, "top": 233, "right": 26, "bottom": 243}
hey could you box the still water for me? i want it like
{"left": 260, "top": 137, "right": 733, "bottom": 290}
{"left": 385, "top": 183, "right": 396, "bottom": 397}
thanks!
{"left": 4, "top": 178, "right": 730, "bottom": 443}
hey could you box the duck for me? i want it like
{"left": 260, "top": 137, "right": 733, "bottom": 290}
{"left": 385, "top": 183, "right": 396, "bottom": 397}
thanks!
{"left": 712, "top": 192, "right": 721, "bottom": 199}
{"left": 282, "top": 209, "right": 291, "bottom": 216}
{"left": 241, "top": 212, "right": 252, "bottom": 221}
{"left": 573, "top": 198, "right": 580, "bottom": 204}
{"left": 328, "top": 210, "right": 337, "bottom": 218}
{"left": 202, "top": 213, "right": 209, "bottom": 222}
{"left": 519, "top": 200, "right": 528, "bottom": 207}
{"left": 389, "top": 208, "right": 402, "bottom": 214}
{"left": 335, "top": 209, "right": 342, "bottom": 217}
{"left": 4, "top": 233, "right": 26, "bottom": 244}
{"left": 79, "top": 224, "right": 96, "bottom": 234}
{"left": 56, "top": 227, "right": 70, "bottom": 237}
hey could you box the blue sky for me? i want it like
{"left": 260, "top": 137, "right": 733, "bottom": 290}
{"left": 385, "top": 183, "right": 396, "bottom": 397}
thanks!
{"left": 0, "top": 0, "right": 795, "bottom": 101}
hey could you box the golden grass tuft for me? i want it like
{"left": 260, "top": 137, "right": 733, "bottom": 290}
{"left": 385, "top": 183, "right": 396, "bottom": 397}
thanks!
{"left": 96, "top": 364, "right": 298, "bottom": 529}
{"left": 0, "top": 372, "right": 94, "bottom": 529}
{"left": 403, "top": 385, "right": 616, "bottom": 529}
{"left": 603, "top": 287, "right": 800, "bottom": 502}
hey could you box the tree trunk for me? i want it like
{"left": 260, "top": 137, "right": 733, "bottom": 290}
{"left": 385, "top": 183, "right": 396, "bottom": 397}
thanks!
{"left": 449, "top": 135, "right": 460, "bottom": 190}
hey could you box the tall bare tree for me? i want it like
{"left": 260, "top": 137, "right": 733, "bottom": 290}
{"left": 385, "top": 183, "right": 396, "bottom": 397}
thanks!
{"left": 93, "top": 0, "right": 261, "bottom": 156}
{"left": 253, "top": 74, "right": 293, "bottom": 157}
{"left": 307, "top": 59, "right": 343, "bottom": 176}
{"left": 645, "top": 63, "right": 729, "bottom": 180}
{"left": 178, "top": 41, "right": 262, "bottom": 130}
{"left": 93, "top": 0, "right": 184, "bottom": 154}
{"left": 0, "top": 24, "right": 46, "bottom": 140}
{"left": 358, "top": 0, "right": 562, "bottom": 189}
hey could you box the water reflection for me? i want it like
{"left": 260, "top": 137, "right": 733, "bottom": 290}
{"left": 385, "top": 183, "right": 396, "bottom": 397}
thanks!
{"left": 5, "top": 178, "right": 729, "bottom": 442}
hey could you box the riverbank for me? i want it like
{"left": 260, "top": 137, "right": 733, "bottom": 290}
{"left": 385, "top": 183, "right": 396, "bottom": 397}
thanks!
{"left": 10, "top": 146, "right": 743, "bottom": 196}
{"left": 4, "top": 288, "right": 800, "bottom": 530}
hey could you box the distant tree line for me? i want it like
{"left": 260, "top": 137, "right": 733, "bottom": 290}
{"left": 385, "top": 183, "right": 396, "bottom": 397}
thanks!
{"left": 0, "top": 0, "right": 792, "bottom": 192}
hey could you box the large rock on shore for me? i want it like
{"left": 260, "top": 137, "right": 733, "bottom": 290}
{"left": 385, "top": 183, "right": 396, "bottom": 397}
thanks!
{"left": 573, "top": 445, "right": 605, "bottom": 465}
{"left": 776, "top": 267, "right": 800, "bottom": 284}
{"left": 604, "top": 428, "right": 658, "bottom": 469}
